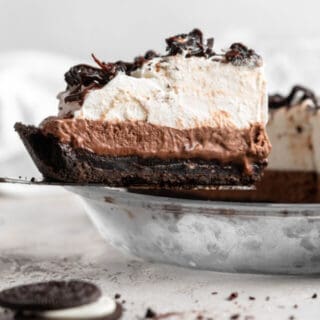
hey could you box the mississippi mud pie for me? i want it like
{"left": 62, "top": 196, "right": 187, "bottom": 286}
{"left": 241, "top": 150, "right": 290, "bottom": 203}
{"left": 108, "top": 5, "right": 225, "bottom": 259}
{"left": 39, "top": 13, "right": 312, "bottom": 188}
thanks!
{"left": 15, "top": 29, "right": 270, "bottom": 187}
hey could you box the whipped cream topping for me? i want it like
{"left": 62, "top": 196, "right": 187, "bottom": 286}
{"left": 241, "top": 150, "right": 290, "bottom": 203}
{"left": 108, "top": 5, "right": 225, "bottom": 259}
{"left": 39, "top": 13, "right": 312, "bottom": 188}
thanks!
{"left": 38, "top": 295, "right": 116, "bottom": 319}
{"left": 267, "top": 99, "right": 320, "bottom": 172}
{"left": 58, "top": 55, "right": 267, "bottom": 130}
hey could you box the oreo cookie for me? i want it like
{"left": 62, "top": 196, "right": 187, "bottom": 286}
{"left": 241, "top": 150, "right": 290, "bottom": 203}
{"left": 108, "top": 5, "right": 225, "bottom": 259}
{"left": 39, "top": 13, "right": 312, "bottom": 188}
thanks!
{"left": 0, "top": 281, "right": 122, "bottom": 320}
{"left": 0, "top": 280, "right": 101, "bottom": 311}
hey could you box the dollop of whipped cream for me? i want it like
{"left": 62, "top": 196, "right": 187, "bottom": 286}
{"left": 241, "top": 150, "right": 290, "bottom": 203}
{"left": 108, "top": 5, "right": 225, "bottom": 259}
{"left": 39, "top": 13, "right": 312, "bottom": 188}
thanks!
{"left": 58, "top": 54, "right": 267, "bottom": 130}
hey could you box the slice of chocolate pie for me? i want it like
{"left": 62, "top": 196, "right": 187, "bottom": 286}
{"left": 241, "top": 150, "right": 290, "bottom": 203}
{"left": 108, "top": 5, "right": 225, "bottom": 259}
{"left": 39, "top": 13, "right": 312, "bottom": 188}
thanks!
{"left": 15, "top": 29, "right": 271, "bottom": 187}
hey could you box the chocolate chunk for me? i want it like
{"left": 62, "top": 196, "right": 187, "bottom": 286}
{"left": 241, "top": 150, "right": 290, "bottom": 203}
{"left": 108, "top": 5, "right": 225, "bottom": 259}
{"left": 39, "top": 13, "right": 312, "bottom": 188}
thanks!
{"left": 63, "top": 51, "right": 159, "bottom": 104}
{"left": 269, "top": 85, "right": 319, "bottom": 109}
{"left": 130, "top": 50, "right": 160, "bottom": 72}
{"left": 0, "top": 280, "right": 101, "bottom": 311}
{"left": 64, "top": 57, "right": 130, "bottom": 104}
{"left": 312, "top": 293, "right": 317, "bottom": 299}
{"left": 165, "top": 28, "right": 214, "bottom": 58}
{"left": 225, "top": 43, "right": 262, "bottom": 67}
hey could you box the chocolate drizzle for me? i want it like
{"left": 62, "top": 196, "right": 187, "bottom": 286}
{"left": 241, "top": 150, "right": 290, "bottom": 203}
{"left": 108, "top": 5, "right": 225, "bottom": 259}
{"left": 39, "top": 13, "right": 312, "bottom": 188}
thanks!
{"left": 269, "top": 85, "right": 319, "bottom": 109}
{"left": 62, "top": 28, "right": 261, "bottom": 104}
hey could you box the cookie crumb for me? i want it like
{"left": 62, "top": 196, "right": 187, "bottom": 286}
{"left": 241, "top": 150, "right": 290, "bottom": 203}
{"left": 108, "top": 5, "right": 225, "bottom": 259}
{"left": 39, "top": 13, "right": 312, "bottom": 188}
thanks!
{"left": 227, "top": 292, "right": 238, "bottom": 301}
{"left": 145, "top": 308, "right": 157, "bottom": 318}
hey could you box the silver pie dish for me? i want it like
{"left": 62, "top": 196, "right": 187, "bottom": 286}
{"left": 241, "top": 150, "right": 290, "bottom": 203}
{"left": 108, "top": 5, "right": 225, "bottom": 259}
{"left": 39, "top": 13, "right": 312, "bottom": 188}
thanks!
{"left": 65, "top": 185, "right": 320, "bottom": 275}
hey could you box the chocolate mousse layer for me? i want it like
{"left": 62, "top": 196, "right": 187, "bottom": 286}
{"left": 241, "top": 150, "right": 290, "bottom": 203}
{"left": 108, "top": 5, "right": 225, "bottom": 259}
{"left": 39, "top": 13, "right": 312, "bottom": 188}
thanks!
{"left": 40, "top": 118, "right": 270, "bottom": 166}
{"left": 15, "top": 122, "right": 268, "bottom": 187}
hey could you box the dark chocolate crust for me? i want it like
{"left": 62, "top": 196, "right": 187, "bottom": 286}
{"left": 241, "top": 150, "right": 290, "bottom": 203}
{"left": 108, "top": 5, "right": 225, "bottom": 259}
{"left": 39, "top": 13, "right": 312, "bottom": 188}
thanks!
{"left": 168, "top": 170, "right": 320, "bottom": 203}
{"left": 15, "top": 123, "right": 266, "bottom": 187}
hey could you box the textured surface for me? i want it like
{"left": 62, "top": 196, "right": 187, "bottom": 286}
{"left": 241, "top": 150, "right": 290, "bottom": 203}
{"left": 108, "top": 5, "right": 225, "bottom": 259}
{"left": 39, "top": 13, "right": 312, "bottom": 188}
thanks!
{"left": 1, "top": 189, "right": 320, "bottom": 319}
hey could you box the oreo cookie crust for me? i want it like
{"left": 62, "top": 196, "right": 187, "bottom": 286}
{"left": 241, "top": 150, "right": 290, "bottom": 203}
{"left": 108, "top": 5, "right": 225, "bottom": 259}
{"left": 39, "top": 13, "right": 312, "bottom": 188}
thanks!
{"left": 0, "top": 281, "right": 101, "bottom": 311}
{"left": 15, "top": 123, "right": 266, "bottom": 187}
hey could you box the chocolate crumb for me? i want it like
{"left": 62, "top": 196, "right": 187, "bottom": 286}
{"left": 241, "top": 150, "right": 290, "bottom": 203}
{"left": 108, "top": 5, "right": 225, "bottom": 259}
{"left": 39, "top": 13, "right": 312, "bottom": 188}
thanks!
{"left": 265, "top": 296, "right": 270, "bottom": 301}
{"left": 145, "top": 308, "right": 157, "bottom": 318}
{"left": 293, "top": 304, "right": 298, "bottom": 309}
{"left": 30, "top": 177, "right": 35, "bottom": 182}
{"left": 227, "top": 292, "right": 238, "bottom": 301}
{"left": 312, "top": 293, "right": 317, "bottom": 299}
{"left": 114, "top": 293, "right": 121, "bottom": 299}
{"left": 296, "top": 125, "right": 303, "bottom": 133}
{"left": 289, "top": 316, "right": 295, "bottom": 320}
{"left": 211, "top": 291, "right": 218, "bottom": 295}
{"left": 121, "top": 300, "right": 126, "bottom": 304}
{"left": 249, "top": 296, "right": 256, "bottom": 300}
{"left": 230, "top": 314, "right": 240, "bottom": 320}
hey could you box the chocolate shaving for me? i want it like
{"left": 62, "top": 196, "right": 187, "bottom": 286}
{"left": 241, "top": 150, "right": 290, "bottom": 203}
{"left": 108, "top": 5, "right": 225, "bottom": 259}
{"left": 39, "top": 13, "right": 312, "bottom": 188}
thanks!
{"left": 269, "top": 85, "right": 319, "bottom": 109}
{"left": 165, "top": 28, "right": 214, "bottom": 58}
{"left": 225, "top": 43, "right": 262, "bottom": 67}
{"left": 62, "top": 29, "right": 261, "bottom": 105}
{"left": 131, "top": 50, "right": 160, "bottom": 71}
{"left": 63, "top": 51, "right": 159, "bottom": 104}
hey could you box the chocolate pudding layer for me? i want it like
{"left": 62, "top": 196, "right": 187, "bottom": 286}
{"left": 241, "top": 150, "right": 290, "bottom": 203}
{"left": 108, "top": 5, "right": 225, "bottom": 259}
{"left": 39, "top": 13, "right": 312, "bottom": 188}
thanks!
{"left": 40, "top": 118, "right": 270, "bottom": 168}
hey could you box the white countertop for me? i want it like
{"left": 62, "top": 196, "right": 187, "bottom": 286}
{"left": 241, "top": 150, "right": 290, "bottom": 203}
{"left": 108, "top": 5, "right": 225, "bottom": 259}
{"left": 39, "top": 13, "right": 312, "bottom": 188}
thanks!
{"left": 1, "top": 188, "right": 320, "bottom": 320}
